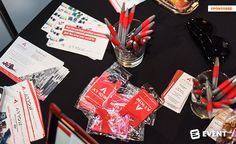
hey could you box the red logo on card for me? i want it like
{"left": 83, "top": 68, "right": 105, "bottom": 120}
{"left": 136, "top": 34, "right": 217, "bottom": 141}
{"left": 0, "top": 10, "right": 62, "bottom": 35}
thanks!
{"left": 14, "top": 99, "right": 18, "bottom": 104}
{"left": 135, "top": 104, "right": 143, "bottom": 111}
{"left": 22, "top": 43, "right": 27, "bottom": 47}
{"left": 100, "top": 87, "right": 107, "bottom": 95}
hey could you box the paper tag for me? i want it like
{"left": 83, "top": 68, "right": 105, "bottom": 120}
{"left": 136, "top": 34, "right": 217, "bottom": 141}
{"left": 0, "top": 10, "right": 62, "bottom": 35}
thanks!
{"left": 161, "top": 70, "right": 193, "bottom": 113}
{"left": 120, "top": 89, "right": 159, "bottom": 128}
{"left": 205, "top": 108, "right": 233, "bottom": 141}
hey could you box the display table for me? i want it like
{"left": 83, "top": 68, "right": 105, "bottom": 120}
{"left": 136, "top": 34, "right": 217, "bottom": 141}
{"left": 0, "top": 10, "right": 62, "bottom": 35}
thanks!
{"left": 1, "top": 0, "right": 236, "bottom": 143}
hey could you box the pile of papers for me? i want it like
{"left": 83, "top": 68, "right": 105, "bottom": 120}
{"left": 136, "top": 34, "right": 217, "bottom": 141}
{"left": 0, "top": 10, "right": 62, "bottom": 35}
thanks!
{"left": 41, "top": 2, "right": 110, "bottom": 60}
{"left": 0, "top": 37, "right": 69, "bottom": 100}
{"left": 0, "top": 81, "right": 44, "bottom": 144}
{"left": 76, "top": 62, "right": 162, "bottom": 141}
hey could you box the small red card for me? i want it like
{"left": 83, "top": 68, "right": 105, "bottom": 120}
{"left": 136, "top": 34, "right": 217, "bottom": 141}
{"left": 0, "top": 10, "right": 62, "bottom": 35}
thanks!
{"left": 84, "top": 72, "right": 122, "bottom": 108}
{"left": 120, "top": 89, "right": 159, "bottom": 128}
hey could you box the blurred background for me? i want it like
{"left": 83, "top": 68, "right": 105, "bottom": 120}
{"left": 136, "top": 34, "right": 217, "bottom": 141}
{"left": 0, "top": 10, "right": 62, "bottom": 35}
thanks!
{"left": 0, "top": 0, "right": 51, "bottom": 51}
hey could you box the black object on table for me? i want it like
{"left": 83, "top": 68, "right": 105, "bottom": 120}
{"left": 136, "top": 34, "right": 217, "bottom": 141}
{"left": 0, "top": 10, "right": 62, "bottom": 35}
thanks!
{"left": 0, "top": 0, "right": 236, "bottom": 144}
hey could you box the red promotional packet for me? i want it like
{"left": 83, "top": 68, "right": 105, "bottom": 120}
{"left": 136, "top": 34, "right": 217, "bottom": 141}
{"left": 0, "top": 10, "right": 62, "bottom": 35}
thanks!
{"left": 119, "top": 89, "right": 159, "bottom": 128}
{"left": 83, "top": 72, "right": 123, "bottom": 109}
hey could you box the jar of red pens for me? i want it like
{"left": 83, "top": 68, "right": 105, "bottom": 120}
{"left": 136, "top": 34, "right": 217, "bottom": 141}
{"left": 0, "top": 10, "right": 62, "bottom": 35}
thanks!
{"left": 190, "top": 57, "right": 236, "bottom": 119}
{"left": 105, "top": 3, "right": 155, "bottom": 68}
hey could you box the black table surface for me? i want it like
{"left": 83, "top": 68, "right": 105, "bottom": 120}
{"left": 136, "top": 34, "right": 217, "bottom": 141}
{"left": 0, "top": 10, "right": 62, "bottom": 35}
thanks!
{"left": 1, "top": 0, "right": 236, "bottom": 144}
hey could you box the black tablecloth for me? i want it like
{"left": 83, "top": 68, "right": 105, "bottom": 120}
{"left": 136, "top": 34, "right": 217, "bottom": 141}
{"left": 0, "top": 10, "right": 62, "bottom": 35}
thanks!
{"left": 1, "top": 0, "right": 236, "bottom": 144}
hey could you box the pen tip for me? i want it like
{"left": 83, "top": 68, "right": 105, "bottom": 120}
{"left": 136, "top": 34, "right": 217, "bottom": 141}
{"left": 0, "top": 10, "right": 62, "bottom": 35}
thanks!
{"left": 105, "top": 34, "right": 111, "bottom": 39}
{"left": 125, "top": 9, "right": 129, "bottom": 15}
{"left": 150, "top": 15, "right": 156, "bottom": 20}
{"left": 148, "top": 30, "right": 154, "bottom": 33}
{"left": 215, "top": 57, "right": 219, "bottom": 65}
{"left": 104, "top": 17, "right": 108, "bottom": 22}
{"left": 122, "top": 2, "right": 125, "bottom": 10}
{"left": 131, "top": 5, "right": 136, "bottom": 12}
{"left": 147, "top": 36, "right": 151, "bottom": 40}
{"left": 104, "top": 18, "right": 110, "bottom": 25}
{"left": 149, "top": 21, "right": 155, "bottom": 27}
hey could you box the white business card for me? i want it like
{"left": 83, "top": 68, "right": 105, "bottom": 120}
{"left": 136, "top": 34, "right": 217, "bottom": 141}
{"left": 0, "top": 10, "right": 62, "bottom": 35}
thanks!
{"left": 161, "top": 70, "right": 194, "bottom": 113}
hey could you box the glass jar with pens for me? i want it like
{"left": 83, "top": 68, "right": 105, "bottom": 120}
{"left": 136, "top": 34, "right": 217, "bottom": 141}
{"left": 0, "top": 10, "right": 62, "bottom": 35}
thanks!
{"left": 190, "top": 70, "right": 229, "bottom": 119}
{"left": 104, "top": 3, "right": 155, "bottom": 68}
{"left": 190, "top": 52, "right": 236, "bottom": 119}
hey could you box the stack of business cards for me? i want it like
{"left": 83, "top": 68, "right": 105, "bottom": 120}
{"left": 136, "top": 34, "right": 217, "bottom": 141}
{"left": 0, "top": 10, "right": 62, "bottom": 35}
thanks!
{"left": 0, "top": 81, "right": 44, "bottom": 144}
{"left": 0, "top": 37, "right": 69, "bottom": 100}
{"left": 41, "top": 2, "right": 110, "bottom": 60}
{"left": 109, "top": 0, "right": 146, "bottom": 13}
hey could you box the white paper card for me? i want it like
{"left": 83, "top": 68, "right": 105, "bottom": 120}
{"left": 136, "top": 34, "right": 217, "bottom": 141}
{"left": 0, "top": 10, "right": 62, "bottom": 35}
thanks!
{"left": 109, "top": 0, "right": 146, "bottom": 13}
{"left": 205, "top": 108, "right": 233, "bottom": 141}
{"left": 0, "top": 37, "right": 64, "bottom": 78}
{"left": 42, "top": 2, "right": 109, "bottom": 60}
{"left": 161, "top": 70, "right": 194, "bottom": 113}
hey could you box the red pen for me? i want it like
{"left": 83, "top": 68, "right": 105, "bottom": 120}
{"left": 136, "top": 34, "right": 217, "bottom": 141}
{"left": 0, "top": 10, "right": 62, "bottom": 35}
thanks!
{"left": 192, "top": 79, "right": 200, "bottom": 87}
{"left": 133, "top": 15, "right": 156, "bottom": 36}
{"left": 106, "top": 34, "right": 122, "bottom": 48}
{"left": 212, "top": 75, "right": 236, "bottom": 95}
{"left": 118, "top": 3, "right": 125, "bottom": 41}
{"left": 201, "top": 98, "right": 229, "bottom": 108}
{"left": 212, "top": 57, "right": 219, "bottom": 89}
{"left": 206, "top": 80, "right": 213, "bottom": 119}
{"left": 126, "top": 39, "right": 133, "bottom": 49}
{"left": 200, "top": 97, "right": 207, "bottom": 104}
{"left": 127, "top": 5, "right": 136, "bottom": 33}
{"left": 134, "top": 30, "right": 153, "bottom": 41}
{"left": 133, "top": 41, "right": 139, "bottom": 50}
{"left": 218, "top": 97, "right": 236, "bottom": 105}
{"left": 140, "top": 36, "right": 151, "bottom": 45}
{"left": 225, "top": 86, "right": 236, "bottom": 100}
{"left": 104, "top": 18, "right": 117, "bottom": 38}
{"left": 140, "top": 21, "right": 155, "bottom": 32}
{"left": 193, "top": 89, "right": 203, "bottom": 95}
{"left": 121, "top": 9, "right": 129, "bottom": 46}
{"left": 212, "top": 102, "right": 230, "bottom": 108}
{"left": 213, "top": 79, "right": 236, "bottom": 101}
